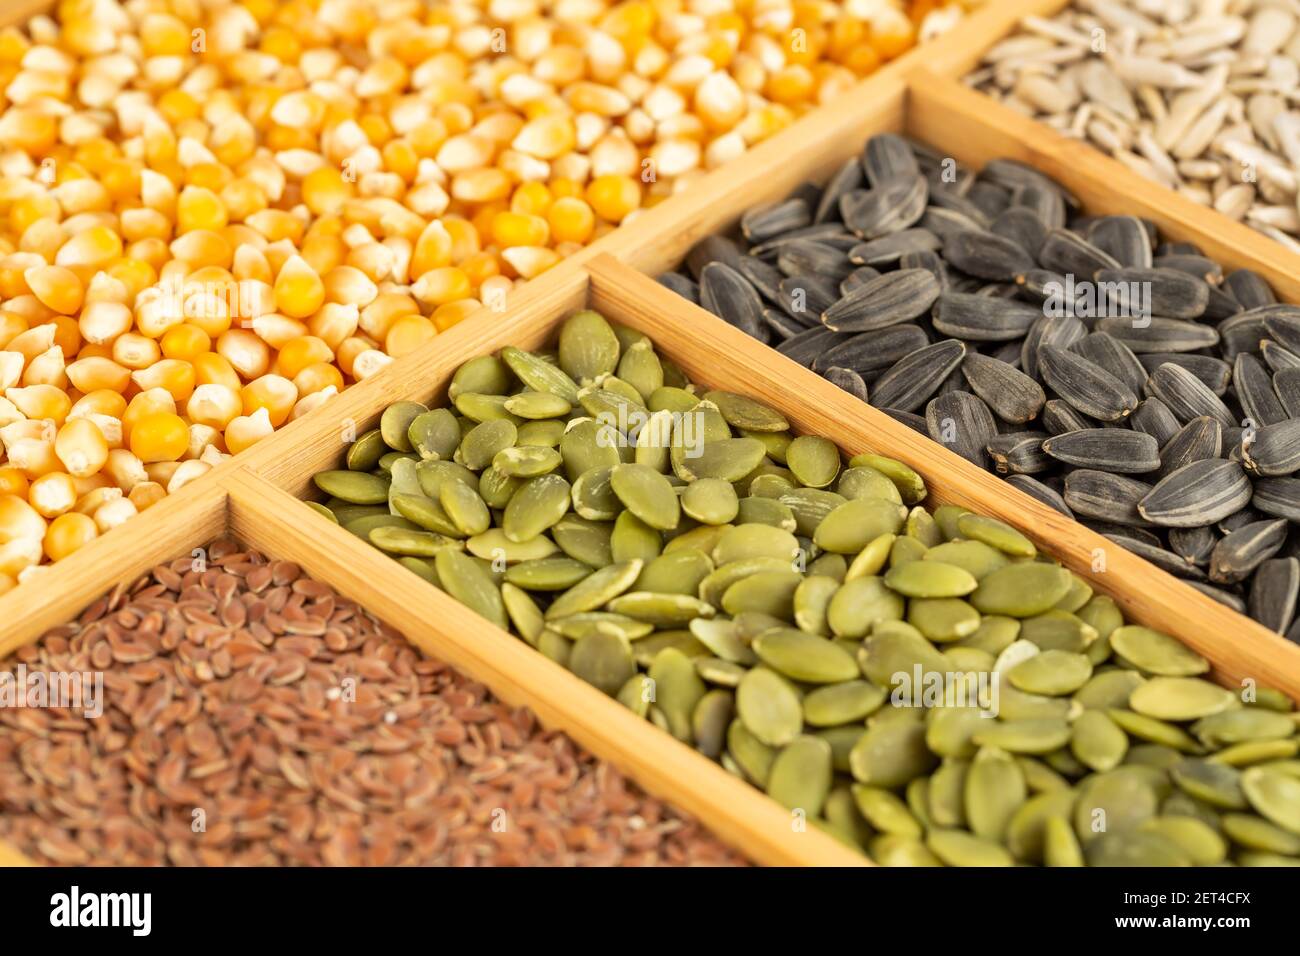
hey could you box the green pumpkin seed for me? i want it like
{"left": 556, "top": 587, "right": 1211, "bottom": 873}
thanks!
{"left": 837, "top": 466, "right": 903, "bottom": 504}
{"left": 847, "top": 453, "right": 926, "bottom": 503}
{"left": 616, "top": 673, "right": 656, "bottom": 716}
{"left": 736, "top": 667, "right": 804, "bottom": 747}
{"left": 306, "top": 501, "right": 338, "bottom": 523}
{"left": 1006, "top": 790, "right": 1076, "bottom": 863}
{"left": 537, "top": 628, "right": 571, "bottom": 666}
{"left": 502, "top": 474, "right": 571, "bottom": 542}
{"left": 785, "top": 435, "right": 840, "bottom": 487}
{"left": 1066, "top": 710, "right": 1127, "bottom": 774}
{"left": 711, "top": 524, "right": 800, "bottom": 568}
{"left": 609, "top": 463, "right": 680, "bottom": 531}
{"left": 1220, "top": 813, "right": 1300, "bottom": 854}
{"left": 801, "top": 680, "right": 886, "bottom": 727}
{"left": 828, "top": 577, "right": 905, "bottom": 638}
{"left": 767, "top": 736, "right": 832, "bottom": 814}
{"left": 704, "top": 390, "right": 789, "bottom": 432}
{"left": 465, "top": 528, "right": 558, "bottom": 563}
{"left": 648, "top": 385, "right": 699, "bottom": 414}
{"left": 500, "top": 582, "right": 544, "bottom": 644}
{"left": 439, "top": 480, "right": 491, "bottom": 536}
{"left": 433, "top": 548, "right": 507, "bottom": 629}
{"left": 557, "top": 309, "right": 620, "bottom": 383}
{"left": 927, "top": 828, "right": 1014, "bottom": 866}
{"left": 696, "top": 657, "right": 747, "bottom": 687}
{"left": 391, "top": 492, "right": 463, "bottom": 537}
{"left": 503, "top": 391, "right": 571, "bottom": 420}
{"left": 549, "top": 612, "right": 655, "bottom": 641}
{"left": 1074, "top": 669, "right": 1145, "bottom": 710}
{"left": 493, "top": 444, "right": 562, "bottom": 477}
{"left": 1008, "top": 649, "right": 1093, "bottom": 696}
{"left": 813, "top": 498, "right": 907, "bottom": 553}
{"left": 871, "top": 834, "right": 943, "bottom": 866}
{"left": 923, "top": 540, "right": 1009, "bottom": 580}
{"left": 397, "top": 555, "right": 439, "bottom": 587}
{"left": 965, "top": 746, "right": 1026, "bottom": 841}
{"left": 970, "top": 563, "right": 1072, "bottom": 617}
{"left": 1020, "top": 611, "right": 1096, "bottom": 653}
{"left": 516, "top": 419, "right": 566, "bottom": 448}
{"left": 1241, "top": 767, "right": 1300, "bottom": 835}
{"left": 545, "top": 559, "right": 642, "bottom": 619}
{"left": 1077, "top": 594, "right": 1124, "bottom": 641}
{"left": 346, "top": 429, "right": 387, "bottom": 471}
{"left": 957, "top": 615, "right": 1020, "bottom": 655}
{"left": 734, "top": 496, "right": 797, "bottom": 532}
{"left": 1139, "top": 816, "right": 1227, "bottom": 865}
{"left": 752, "top": 627, "right": 859, "bottom": 684}
{"left": 1073, "top": 768, "right": 1161, "bottom": 843}
{"left": 648, "top": 647, "right": 707, "bottom": 742}
{"left": 972, "top": 718, "right": 1072, "bottom": 755}
{"left": 781, "top": 488, "right": 847, "bottom": 537}
{"left": 461, "top": 419, "right": 517, "bottom": 470}
{"left": 501, "top": 345, "right": 580, "bottom": 403}
{"left": 407, "top": 408, "right": 460, "bottom": 461}
{"left": 314, "top": 470, "right": 390, "bottom": 504}
{"left": 1193, "top": 708, "right": 1294, "bottom": 748}
{"left": 632, "top": 630, "right": 707, "bottom": 667}
{"left": 1210, "top": 739, "right": 1299, "bottom": 765}
{"left": 379, "top": 400, "right": 426, "bottom": 452}
{"left": 607, "top": 591, "right": 715, "bottom": 626}
{"left": 634, "top": 550, "right": 712, "bottom": 596}
{"left": 792, "top": 575, "right": 838, "bottom": 636}
{"left": 1130, "top": 677, "right": 1237, "bottom": 721}
{"left": 344, "top": 514, "right": 415, "bottom": 539}
{"left": 1110, "top": 708, "right": 1203, "bottom": 752}
{"left": 907, "top": 597, "right": 981, "bottom": 643}
{"left": 1110, "top": 625, "right": 1210, "bottom": 676}
{"left": 955, "top": 513, "right": 1036, "bottom": 557}
{"left": 673, "top": 437, "right": 769, "bottom": 483}
{"left": 560, "top": 419, "right": 622, "bottom": 478}
{"left": 369, "top": 525, "right": 461, "bottom": 557}
{"left": 504, "top": 557, "right": 592, "bottom": 591}
{"left": 681, "top": 478, "right": 739, "bottom": 525}
{"left": 691, "top": 689, "right": 734, "bottom": 758}
{"left": 890, "top": 535, "right": 928, "bottom": 567}
{"left": 568, "top": 630, "right": 636, "bottom": 696}
{"left": 449, "top": 354, "right": 510, "bottom": 400}
{"left": 849, "top": 717, "right": 936, "bottom": 789}
{"left": 1043, "top": 816, "right": 1085, "bottom": 866}
{"left": 849, "top": 784, "right": 921, "bottom": 837}
{"left": 905, "top": 506, "right": 943, "bottom": 547}
{"left": 727, "top": 719, "right": 776, "bottom": 786}
{"left": 884, "top": 561, "right": 978, "bottom": 598}
{"left": 453, "top": 392, "right": 523, "bottom": 424}
{"left": 416, "top": 459, "right": 477, "bottom": 499}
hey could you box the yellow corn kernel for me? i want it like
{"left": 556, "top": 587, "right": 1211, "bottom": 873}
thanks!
{"left": 121, "top": 388, "right": 176, "bottom": 438}
{"left": 0, "top": 466, "right": 28, "bottom": 497}
{"left": 586, "top": 175, "right": 642, "bottom": 223}
{"left": 323, "top": 266, "right": 378, "bottom": 307}
{"left": 510, "top": 181, "right": 553, "bottom": 217}
{"left": 547, "top": 197, "right": 596, "bottom": 244}
{"left": 432, "top": 299, "right": 482, "bottom": 332}
{"left": 491, "top": 211, "right": 550, "bottom": 248}
{"left": 93, "top": 496, "right": 138, "bottom": 532}
{"left": 7, "top": 383, "right": 71, "bottom": 422}
{"left": 216, "top": 328, "right": 271, "bottom": 380}
{"left": 103, "top": 448, "right": 148, "bottom": 491}
{"left": 274, "top": 336, "right": 334, "bottom": 379}
{"left": 55, "top": 225, "right": 122, "bottom": 271}
{"left": 224, "top": 406, "right": 273, "bottom": 454}
{"left": 383, "top": 315, "right": 436, "bottom": 358}
{"left": 336, "top": 335, "right": 377, "bottom": 379}
{"left": 24, "top": 264, "right": 83, "bottom": 315}
{"left": 43, "top": 511, "right": 97, "bottom": 561}
{"left": 160, "top": 324, "right": 211, "bottom": 361}
{"left": 302, "top": 166, "right": 353, "bottom": 217}
{"left": 292, "top": 361, "right": 344, "bottom": 397}
{"left": 112, "top": 333, "right": 163, "bottom": 370}
{"left": 308, "top": 302, "right": 360, "bottom": 351}
{"left": 70, "top": 389, "right": 127, "bottom": 420}
{"left": 193, "top": 352, "right": 242, "bottom": 392}
{"left": 28, "top": 471, "right": 76, "bottom": 517}
{"left": 451, "top": 169, "right": 512, "bottom": 203}
{"left": 128, "top": 480, "right": 166, "bottom": 511}
{"left": 186, "top": 382, "right": 242, "bottom": 430}
{"left": 273, "top": 255, "right": 325, "bottom": 319}
{"left": 176, "top": 185, "right": 229, "bottom": 234}
{"left": 65, "top": 356, "right": 130, "bottom": 394}
{"left": 240, "top": 374, "right": 297, "bottom": 428}
{"left": 54, "top": 418, "right": 109, "bottom": 478}
{"left": 72, "top": 486, "right": 120, "bottom": 517}
{"left": 501, "top": 246, "right": 561, "bottom": 280}
{"left": 129, "top": 411, "right": 189, "bottom": 463}
{"left": 132, "top": 359, "right": 196, "bottom": 403}
{"left": 410, "top": 221, "right": 453, "bottom": 278}
{"left": 413, "top": 267, "right": 472, "bottom": 306}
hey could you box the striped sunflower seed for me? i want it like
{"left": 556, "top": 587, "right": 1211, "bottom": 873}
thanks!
{"left": 1042, "top": 428, "right": 1160, "bottom": 474}
{"left": 821, "top": 269, "right": 940, "bottom": 332}
{"left": 1138, "top": 459, "right": 1253, "bottom": 528}
{"left": 1038, "top": 346, "right": 1137, "bottom": 422}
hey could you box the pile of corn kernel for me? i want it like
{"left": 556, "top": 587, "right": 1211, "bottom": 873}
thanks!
{"left": 0, "top": 0, "right": 970, "bottom": 586}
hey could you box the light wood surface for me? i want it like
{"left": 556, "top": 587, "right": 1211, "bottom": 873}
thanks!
{"left": 587, "top": 255, "right": 1300, "bottom": 701}
{"left": 225, "top": 469, "right": 866, "bottom": 868}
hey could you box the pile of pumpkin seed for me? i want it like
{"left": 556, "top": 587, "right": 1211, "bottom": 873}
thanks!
{"left": 308, "top": 309, "right": 1300, "bottom": 867}
{"left": 658, "top": 133, "right": 1300, "bottom": 642}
